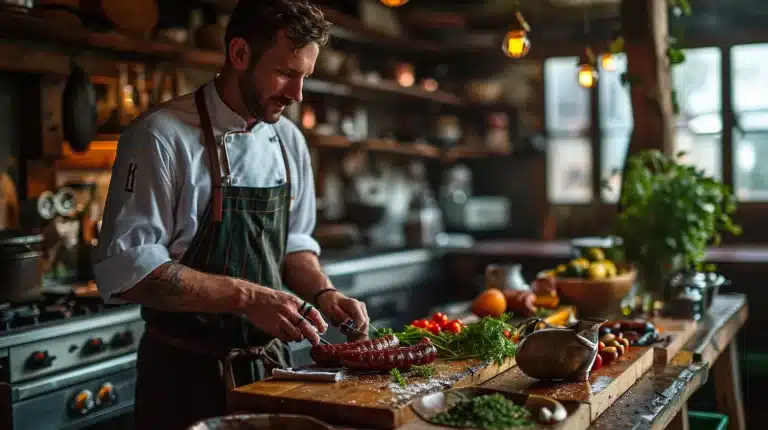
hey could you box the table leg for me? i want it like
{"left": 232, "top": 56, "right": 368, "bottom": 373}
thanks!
{"left": 667, "top": 403, "right": 689, "bottom": 430}
{"left": 713, "top": 340, "right": 746, "bottom": 430}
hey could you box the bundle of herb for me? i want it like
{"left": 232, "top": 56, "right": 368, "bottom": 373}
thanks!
{"left": 390, "top": 368, "right": 407, "bottom": 387}
{"left": 374, "top": 314, "right": 518, "bottom": 364}
{"left": 430, "top": 393, "right": 534, "bottom": 429}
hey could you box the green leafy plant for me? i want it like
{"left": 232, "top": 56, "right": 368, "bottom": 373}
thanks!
{"left": 611, "top": 150, "right": 741, "bottom": 298}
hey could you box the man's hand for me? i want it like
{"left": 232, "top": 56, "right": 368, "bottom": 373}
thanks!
{"left": 316, "top": 291, "right": 370, "bottom": 341}
{"left": 242, "top": 284, "right": 329, "bottom": 346}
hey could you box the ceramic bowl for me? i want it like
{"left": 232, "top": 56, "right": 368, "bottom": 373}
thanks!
{"left": 187, "top": 413, "right": 332, "bottom": 430}
{"left": 411, "top": 387, "right": 568, "bottom": 428}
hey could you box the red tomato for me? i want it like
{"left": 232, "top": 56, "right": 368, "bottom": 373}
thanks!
{"left": 446, "top": 321, "right": 462, "bottom": 334}
{"left": 428, "top": 323, "right": 442, "bottom": 335}
{"left": 591, "top": 353, "right": 603, "bottom": 371}
{"left": 503, "top": 330, "right": 512, "bottom": 339}
{"left": 432, "top": 312, "right": 449, "bottom": 327}
{"left": 411, "top": 319, "right": 429, "bottom": 329}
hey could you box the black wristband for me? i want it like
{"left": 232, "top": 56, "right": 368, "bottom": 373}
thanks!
{"left": 312, "top": 288, "right": 338, "bottom": 305}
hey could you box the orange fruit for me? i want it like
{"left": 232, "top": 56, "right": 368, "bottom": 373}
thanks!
{"left": 471, "top": 288, "right": 507, "bottom": 318}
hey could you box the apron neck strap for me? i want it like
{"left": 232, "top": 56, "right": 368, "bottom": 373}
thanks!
{"left": 195, "top": 86, "right": 224, "bottom": 223}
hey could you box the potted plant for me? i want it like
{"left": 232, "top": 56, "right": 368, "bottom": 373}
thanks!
{"left": 611, "top": 150, "right": 741, "bottom": 307}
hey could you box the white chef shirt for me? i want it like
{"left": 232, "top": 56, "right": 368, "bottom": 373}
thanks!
{"left": 93, "top": 81, "right": 320, "bottom": 303}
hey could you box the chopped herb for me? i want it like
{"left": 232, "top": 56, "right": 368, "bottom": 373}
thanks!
{"left": 410, "top": 364, "right": 436, "bottom": 380}
{"left": 430, "top": 393, "right": 535, "bottom": 429}
{"left": 390, "top": 368, "right": 406, "bottom": 387}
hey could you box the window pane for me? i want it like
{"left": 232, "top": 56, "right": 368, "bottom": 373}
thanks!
{"left": 545, "top": 57, "right": 590, "bottom": 134}
{"left": 733, "top": 131, "right": 768, "bottom": 201}
{"left": 547, "top": 137, "right": 593, "bottom": 203}
{"left": 601, "top": 133, "right": 630, "bottom": 202}
{"left": 599, "top": 48, "right": 723, "bottom": 201}
{"left": 733, "top": 44, "right": 768, "bottom": 114}
{"left": 732, "top": 44, "right": 768, "bottom": 201}
{"left": 598, "top": 54, "right": 633, "bottom": 132}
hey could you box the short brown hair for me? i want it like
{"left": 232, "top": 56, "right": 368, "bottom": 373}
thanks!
{"left": 225, "top": 0, "right": 331, "bottom": 62}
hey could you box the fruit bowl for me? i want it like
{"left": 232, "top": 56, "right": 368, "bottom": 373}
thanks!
{"left": 537, "top": 265, "right": 636, "bottom": 318}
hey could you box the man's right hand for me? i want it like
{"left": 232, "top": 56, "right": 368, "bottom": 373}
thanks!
{"left": 242, "top": 284, "right": 328, "bottom": 345}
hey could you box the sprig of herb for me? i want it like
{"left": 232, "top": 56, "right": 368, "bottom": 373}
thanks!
{"left": 390, "top": 368, "right": 406, "bottom": 387}
{"left": 410, "top": 364, "right": 436, "bottom": 380}
{"left": 374, "top": 314, "right": 518, "bottom": 364}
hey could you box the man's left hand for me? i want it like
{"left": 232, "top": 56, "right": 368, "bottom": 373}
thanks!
{"left": 316, "top": 291, "right": 369, "bottom": 340}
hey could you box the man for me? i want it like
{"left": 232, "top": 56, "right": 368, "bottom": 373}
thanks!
{"left": 93, "top": 1, "right": 369, "bottom": 428}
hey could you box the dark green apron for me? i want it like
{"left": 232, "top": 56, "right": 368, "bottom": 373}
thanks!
{"left": 134, "top": 86, "right": 293, "bottom": 430}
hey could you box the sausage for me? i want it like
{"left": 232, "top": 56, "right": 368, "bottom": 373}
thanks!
{"left": 340, "top": 339, "right": 438, "bottom": 371}
{"left": 310, "top": 335, "right": 400, "bottom": 366}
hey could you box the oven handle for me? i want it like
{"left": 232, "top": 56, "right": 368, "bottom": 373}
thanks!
{"left": 12, "top": 353, "right": 136, "bottom": 402}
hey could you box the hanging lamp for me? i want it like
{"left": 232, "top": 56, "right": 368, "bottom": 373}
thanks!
{"left": 380, "top": 0, "right": 409, "bottom": 7}
{"left": 578, "top": 46, "right": 598, "bottom": 88}
{"left": 502, "top": 11, "right": 531, "bottom": 59}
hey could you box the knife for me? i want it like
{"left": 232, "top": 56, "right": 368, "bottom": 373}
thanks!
{"left": 340, "top": 320, "right": 372, "bottom": 338}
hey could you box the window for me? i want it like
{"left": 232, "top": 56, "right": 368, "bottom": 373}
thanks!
{"left": 732, "top": 44, "right": 768, "bottom": 201}
{"left": 545, "top": 57, "right": 592, "bottom": 203}
{"left": 598, "top": 48, "right": 723, "bottom": 202}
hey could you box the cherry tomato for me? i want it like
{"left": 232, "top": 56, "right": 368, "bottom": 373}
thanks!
{"left": 411, "top": 319, "right": 429, "bottom": 329}
{"left": 591, "top": 352, "right": 603, "bottom": 370}
{"left": 428, "top": 323, "right": 442, "bottom": 335}
{"left": 432, "top": 312, "right": 449, "bottom": 327}
{"left": 503, "top": 330, "right": 512, "bottom": 339}
{"left": 446, "top": 321, "right": 462, "bottom": 334}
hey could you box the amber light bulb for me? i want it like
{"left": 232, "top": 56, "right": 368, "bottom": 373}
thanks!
{"left": 380, "top": 0, "right": 409, "bottom": 7}
{"left": 578, "top": 64, "right": 598, "bottom": 88}
{"left": 601, "top": 54, "right": 616, "bottom": 71}
{"left": 502, "top": 30, "right": 531, "bottom": 58}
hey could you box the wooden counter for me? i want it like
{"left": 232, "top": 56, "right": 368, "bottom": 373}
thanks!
{"left": 451, "top": 239, "right": 768, "bottom": 265}
{"left": 323, "top": 294, "right": 748, "bottom": 429}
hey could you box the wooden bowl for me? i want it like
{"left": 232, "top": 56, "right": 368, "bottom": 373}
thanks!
{"left": 542, "top": 266, "right": 636, "bottom": 318}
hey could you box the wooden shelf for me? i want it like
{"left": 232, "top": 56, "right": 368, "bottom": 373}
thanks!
{"left": 306, "top": 133, "right": 352, "bottom": 149}
{"left": 443, "top": 146, "right": 511, "bottom": 162}
{"left": 319, "top": 7, "right": 444, "bottom": 54}
{"left": 364, "top": 139, "right": 441, "bottom": 158}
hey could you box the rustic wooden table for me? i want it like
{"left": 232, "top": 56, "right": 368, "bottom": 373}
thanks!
{"left": 335, "top": 293, "right": 747, "bottom": 430}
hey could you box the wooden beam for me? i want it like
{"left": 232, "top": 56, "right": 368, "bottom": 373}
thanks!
{"left": 621, "top": 0, "right": 676, "bottom": 159}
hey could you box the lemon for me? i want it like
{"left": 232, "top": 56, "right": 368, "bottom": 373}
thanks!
{"left": 585, "top": 247, "right": 606, "bottom": 262}
{"left": 587, "top": 263, "right": 608, "bottom": 280}
{"left": 555, "top": 264, "right": 567, "bottom": 275}
{"left": 602, "top": 260, "right": 617, "bottom": 277}
{"left": 571, "top": 258, "right": 590, "bottom": 269}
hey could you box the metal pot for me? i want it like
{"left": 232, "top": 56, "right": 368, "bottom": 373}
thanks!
{"left": 0, "top": 230, "right": 44, "bottom": 303}
{"left": 187, "top": 413, "right": 332, "bottom": 430}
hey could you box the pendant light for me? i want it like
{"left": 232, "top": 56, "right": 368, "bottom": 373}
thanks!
{"left": 601, "top": 53, "right": 616, "bottom": 71}
{"left": 380, "top": 0, "right": 409, "bottom": 7}
{"left": 577, "top": 4, "right": 597, "bottom": 88}
{"left": 502, "top": 10, "right": 531, "bottom": 59}
{"left": 578, "top": 46, "right": 598, "bottom": 89}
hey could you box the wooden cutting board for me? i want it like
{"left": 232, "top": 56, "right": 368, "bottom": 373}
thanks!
{"left": 229, "top": 357, "right": 517, "bottom": 430}
{"left": 649, "top": 317, "right": 697, "bottom": 365}
{"left": 482, "top": 345, "right": 655, "bottom": 421}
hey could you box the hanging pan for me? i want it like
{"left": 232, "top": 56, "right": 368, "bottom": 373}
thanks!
{"left": 62, "top": 60, "right": 98, "bottom": 153}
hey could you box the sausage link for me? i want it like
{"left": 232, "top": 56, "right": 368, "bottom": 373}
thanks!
{"left": 340, "top": 340, "right": 438, "bottom": 371}
{"left": 310, "top": 335, "right": 400, "bottom": 366}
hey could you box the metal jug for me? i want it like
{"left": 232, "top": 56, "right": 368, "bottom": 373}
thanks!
{"left": 515, "top": 317, "right": 606, "bottom": 382}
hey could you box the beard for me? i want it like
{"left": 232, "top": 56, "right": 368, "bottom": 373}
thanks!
{"left": 238, "top": 63, "right": 291, "bottom": 124}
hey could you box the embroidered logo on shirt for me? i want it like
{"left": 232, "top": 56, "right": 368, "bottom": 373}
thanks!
{"left": 124, "top": 163, "right": 138, "bottom": 192}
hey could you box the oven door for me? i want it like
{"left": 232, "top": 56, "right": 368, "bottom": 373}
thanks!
{"left": 11, "top": 354, "right": 136, "bottom": 430}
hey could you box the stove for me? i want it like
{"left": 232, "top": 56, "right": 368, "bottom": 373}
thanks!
{"left": 0, "top": 291, "right": 144, "bottom": 429}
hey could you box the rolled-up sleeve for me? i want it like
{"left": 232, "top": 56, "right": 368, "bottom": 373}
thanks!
{"left": 286, "top": 135, "right": 321, "bottom": 256}
{"left": 92, "top": 124, "right": 176, "bottom": 302}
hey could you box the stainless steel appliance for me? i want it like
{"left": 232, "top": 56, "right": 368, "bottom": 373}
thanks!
{"left": 0, "top": 289, "right": 144, "bottom": 429}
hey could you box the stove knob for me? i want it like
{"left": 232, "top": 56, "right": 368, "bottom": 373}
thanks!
{"left": 83, "top": 337, "right": 106, "bottom": 355}
{"left": 110, "top": 330, "right": 134, "bottom": 348}
{"left": 70, "top": 389, "right": 95, "bottom": 416}
{"left": 25, "top": 350, "right": 56, "bottom": 370}
{"left": 96, "top": 382, "right": 117, "bottom": 407}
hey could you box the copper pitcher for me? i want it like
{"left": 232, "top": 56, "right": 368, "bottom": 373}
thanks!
{"left": 515, "top": 317, "right": 605, "bottom": 382}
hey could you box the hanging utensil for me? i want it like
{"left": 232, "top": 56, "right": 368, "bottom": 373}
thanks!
{"left": 62, "top": 61, "right": 98, "bottom": 153}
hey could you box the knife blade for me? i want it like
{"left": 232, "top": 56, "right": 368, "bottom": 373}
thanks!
{"left": 340, "top": 320, "right": 369, "bottom": 338}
